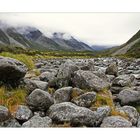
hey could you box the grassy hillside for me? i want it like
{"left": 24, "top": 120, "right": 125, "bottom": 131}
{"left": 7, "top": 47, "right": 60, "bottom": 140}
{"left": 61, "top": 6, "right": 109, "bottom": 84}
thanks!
{"left": 126, "top": 41, "right": 140, "bottom": 58}
{"left": 126, "top": 30, "right": 140, "bottom": 44}
{"left": 107, "top": 30, "right": 140, "bottom": 58}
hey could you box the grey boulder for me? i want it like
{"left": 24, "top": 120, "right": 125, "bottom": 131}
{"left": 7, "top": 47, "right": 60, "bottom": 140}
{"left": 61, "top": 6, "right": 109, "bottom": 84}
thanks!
{"left": 105, "top": 62, "right": 118, "bottom": 76}
{"left": 56, "top": 60, "right": 79, "bottom": 87}
{"left": 26, "top": 89, "right": 54, "bottom": 111}
{"left": 101, "top": 116, "right": 132, "bottom": 127}
{"left": 54, "top": 87, "right": 73, "bottom": 103}
{"left": 39, "top": 70, "right": 57, "bottom": 82}
{"left": 24, "top": 79, "right": 48, "bottom": 93}
{"left": 95, "top": 106, "right": 111, "bottom": 126}
{"left": 72, "top": 70, "right": 110, "bottom": 91}
{"left": 22, "top": 114, "right": 52, "bottom": 127}
{"left": 117, "top": 106, "right": 139, "bottom": 125}
{"left": 0, "top": 56, "right": 27, "bottom": 84}
{"left": 72, "top": 92, "right": 96, "bottom": 108}
{"left": 112, "top": 75, "right": 135, "bottom": 87}
{"left": 0, "top": 106, "right": 11, "bottom": 122}
{"left": 48, "top": 102, "right": 97, "bottom": 127}
{"left": 57, "top": 60, "right": 79, "bottom": 79}
{"left": 0, "top": 118, "right": 21, "bottom": 127}
{"left": 15, "top": 105, "right": 33, "bottom": 122}
{"left": 118, "top": 88, "right": 140, "bottom": 105}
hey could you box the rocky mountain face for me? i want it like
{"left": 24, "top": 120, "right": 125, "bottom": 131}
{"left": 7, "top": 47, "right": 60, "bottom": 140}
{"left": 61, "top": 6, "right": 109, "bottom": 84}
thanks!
{"left": 112, "top": 30, "right": 140, "bottom": 57}
{"left": 0, "top": 22, "right": 94, "bottom": 51}
{"left": 0, "top": 56, "right": 140, "bottom": 127}
{"left": 52, "top": 32, "right": 93, "bottom": 51}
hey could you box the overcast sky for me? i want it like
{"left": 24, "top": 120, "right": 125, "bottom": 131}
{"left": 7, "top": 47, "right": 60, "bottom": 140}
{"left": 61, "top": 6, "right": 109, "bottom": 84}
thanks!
{"left": 0, "top": 13, "right": 140, "bottom": 46}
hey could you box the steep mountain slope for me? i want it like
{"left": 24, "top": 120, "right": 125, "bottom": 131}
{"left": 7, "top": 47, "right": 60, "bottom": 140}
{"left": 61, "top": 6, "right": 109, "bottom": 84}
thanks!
{"left": 52, "top": 32, "right": 93, "bottom": 51}
{"left": 0, "top": 29, "right": 10, "bottom": 45}
{"left": 0, "top": 25, "right": 43, "bottom": 49}
{"left": 112, "top": 30, "right": 140, "bottom": 57}
{"left": 21, "top": 28, "right": 63, "bottom": 50}
{"left": 0, "top": 22, "right": 94, "bottom": 51}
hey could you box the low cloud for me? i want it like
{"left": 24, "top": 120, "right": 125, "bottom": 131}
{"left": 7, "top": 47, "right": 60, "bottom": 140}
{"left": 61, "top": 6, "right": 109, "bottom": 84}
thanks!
{"left": 0, "top": 13, "right": 140, "bottom": 46}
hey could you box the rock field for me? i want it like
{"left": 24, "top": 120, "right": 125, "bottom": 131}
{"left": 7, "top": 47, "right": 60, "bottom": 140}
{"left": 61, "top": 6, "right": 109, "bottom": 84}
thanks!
{"left": 0, "top": 56, "right": 140, "bottom": 127}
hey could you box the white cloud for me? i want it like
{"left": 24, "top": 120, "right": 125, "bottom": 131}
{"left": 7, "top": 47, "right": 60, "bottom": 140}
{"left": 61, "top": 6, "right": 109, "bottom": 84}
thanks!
{"left": 0, "top": 13, "right": 140, "bottom": 46}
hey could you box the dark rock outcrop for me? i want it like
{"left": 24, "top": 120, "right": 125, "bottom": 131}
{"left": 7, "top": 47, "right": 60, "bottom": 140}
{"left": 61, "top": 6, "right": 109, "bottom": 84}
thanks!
{"left": 0, "top": 56, "right": 27, "bottom": 85}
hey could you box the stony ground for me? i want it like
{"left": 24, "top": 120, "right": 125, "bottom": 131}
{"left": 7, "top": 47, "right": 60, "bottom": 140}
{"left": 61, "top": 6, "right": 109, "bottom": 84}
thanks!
{"left": 0, "top": 56, "right": 140, "bottom": 127}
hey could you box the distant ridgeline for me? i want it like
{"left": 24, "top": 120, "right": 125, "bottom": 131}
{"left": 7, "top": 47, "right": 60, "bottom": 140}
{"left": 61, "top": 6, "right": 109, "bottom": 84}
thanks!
{"left": 0, "top": 22, "right": 139, "bottom": 58}
{"left": 0, "top": 23, "right": 95, "bottom": 51}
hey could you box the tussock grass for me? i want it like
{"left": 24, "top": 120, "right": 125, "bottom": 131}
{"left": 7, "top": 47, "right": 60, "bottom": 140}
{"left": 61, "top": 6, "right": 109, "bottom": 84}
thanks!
{"left": 0, "top": 86, "right": 27, "bottom": 113}
{"left": 94, "top": 89, "right": 114, "bottom": 108}
{"left": 93, "top": 88, "right": 128, "bottom": 119}
{"left": 48, "top": 87, "right": 55, "bottom": 94}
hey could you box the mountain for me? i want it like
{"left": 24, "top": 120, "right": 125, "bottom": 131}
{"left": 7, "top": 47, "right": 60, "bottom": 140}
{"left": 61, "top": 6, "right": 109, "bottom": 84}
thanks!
{"left": 0, "top": 25, "right": 42, "bottom": 50}
{"left": 112, "top": 30, "right": 140, "bottom": 57}
{"left": 0, "top": 22, "right": 94, "bottom": 51}
{"left": 52, "top": 32, "right": 93, "bottom": 51}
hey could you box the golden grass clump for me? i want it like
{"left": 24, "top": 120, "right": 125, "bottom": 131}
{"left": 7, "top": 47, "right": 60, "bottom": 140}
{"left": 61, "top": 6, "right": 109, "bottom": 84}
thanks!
{"left": 48, "top": 87, "right": 55, "bottom": 94}
{"left": 0, "top": 86, "right": 27, "bottom": 113}
{"left": 93, "top": 88, "right": 128, "bottom": 119}
{"left": 94, "top": 89, "right": 114, "bottom": 108}
{"left": 111, "top": 109, "right": 128, "bottom": 119}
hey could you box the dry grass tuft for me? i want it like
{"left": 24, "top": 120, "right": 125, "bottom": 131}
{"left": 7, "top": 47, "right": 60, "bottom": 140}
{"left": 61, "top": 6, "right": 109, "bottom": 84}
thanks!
{"left": 48, "top": 87, "right": 55, "bottom": 94}
{"left": 0, "top": 86, "right": 27, "bottom": 113}
{"left": 93, "top": 88, "right": 128, "bottom": 119}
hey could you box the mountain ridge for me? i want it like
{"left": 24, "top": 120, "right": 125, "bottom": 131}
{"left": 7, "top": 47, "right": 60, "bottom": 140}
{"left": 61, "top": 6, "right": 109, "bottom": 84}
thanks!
{"left": 0, "top": 22, "right": 94, "bottom": 51}
{"left": 111, "top": 30, "right": 140, "bottom": 57}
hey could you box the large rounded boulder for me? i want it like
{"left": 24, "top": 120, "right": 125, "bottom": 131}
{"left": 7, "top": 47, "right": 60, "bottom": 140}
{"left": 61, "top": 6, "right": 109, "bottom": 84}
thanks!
{"left": 105, "top": 62, "right": 118, "bottom": 76}
{"left": 54, "top": 87, "right": 73, "bottom": 103}
{"left": 47, "top": 102, "right": 97, "bottom": 127}
{"left": 118, "top": 88, "right": 140, "bottom": 105}
{"left": 15, "top": 105, "right": 33, "bottom": 122}
{"left": 72, "top": 70, "right": 110, "bottom": 91}
{"left": 24, "top": 79, "right": 48, "bottom": 93}
{"left": 22, "top": 114, "right": 52, "bottom": 127}
{"left": 55, "top": 60, "right": 79, "bottom": 88}
{"left": 0, "top": 56, "right": 27, "bottom": 84}
{"left": 112, "top": 75, "right": 135, "bottom": 87}
{"left": 101, "top": 116, "right": 132, "bottom": 127}
{"left": 0, "top": 105, "right": 11, "bottom": 122}
{"left": 71, "top": 92, "right": 96, "bottom": 108}
{"left": 26, "top": 89, "right": 54, "bottom": 111}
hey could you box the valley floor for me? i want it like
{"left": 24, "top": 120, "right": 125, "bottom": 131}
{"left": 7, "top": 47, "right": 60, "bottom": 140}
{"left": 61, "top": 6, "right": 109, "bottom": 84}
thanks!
{"left": 0, "top": 52, "right": 140, "bottom": 127}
